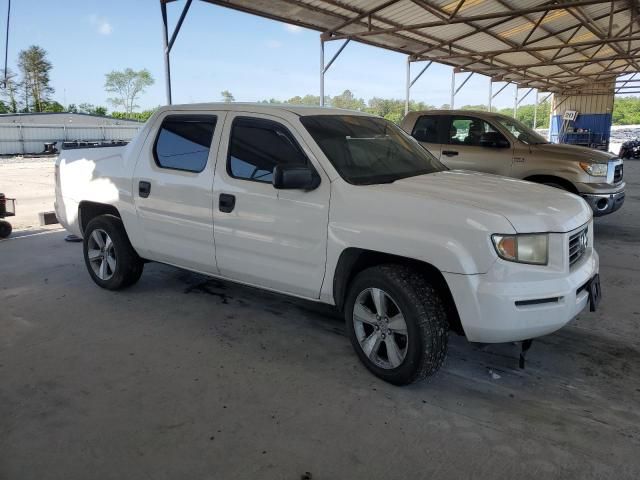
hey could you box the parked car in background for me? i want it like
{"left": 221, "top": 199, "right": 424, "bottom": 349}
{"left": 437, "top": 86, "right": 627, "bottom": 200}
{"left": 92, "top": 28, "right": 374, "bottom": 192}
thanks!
{"left": 619, "top": 139, "right": 640, "bottom": 160}
{"left": 56, "top": 104, "right": 600, "bottom": 385}
{"left": 402, "top": 110, "right": 625, "bottom": 216}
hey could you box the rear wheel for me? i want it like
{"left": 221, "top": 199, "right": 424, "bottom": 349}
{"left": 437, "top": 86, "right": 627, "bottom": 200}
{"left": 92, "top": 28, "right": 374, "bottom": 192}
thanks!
{"left": 83, "top": 215, "right": 143, "bottom": 290}
{"left": 345, "top": 265, "right": 449, "bottom": 385}
{"left": 0, "top": 220, "right": 11, "bottom": 238}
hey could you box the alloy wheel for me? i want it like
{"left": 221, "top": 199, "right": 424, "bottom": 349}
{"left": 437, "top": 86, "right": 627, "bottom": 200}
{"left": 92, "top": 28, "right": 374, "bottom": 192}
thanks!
{"left": 352, "top": 287, "right": 409, "bottom": 369}
{"left": 87, "top": 229, "right": 116, "bottom": 281}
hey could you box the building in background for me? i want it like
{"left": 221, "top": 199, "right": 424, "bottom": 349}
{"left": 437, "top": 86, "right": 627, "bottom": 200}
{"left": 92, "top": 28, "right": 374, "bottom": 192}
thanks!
{"left": 0, "top": 112, "right": 142, "bottom": 155}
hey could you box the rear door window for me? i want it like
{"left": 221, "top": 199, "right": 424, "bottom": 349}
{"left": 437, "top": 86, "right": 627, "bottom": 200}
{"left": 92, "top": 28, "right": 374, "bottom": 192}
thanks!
{"left": 154, "top": 115, "right": 217, "bottom": 172}
{"left": 446, "top": 116, "right": 500, "bottom": 146}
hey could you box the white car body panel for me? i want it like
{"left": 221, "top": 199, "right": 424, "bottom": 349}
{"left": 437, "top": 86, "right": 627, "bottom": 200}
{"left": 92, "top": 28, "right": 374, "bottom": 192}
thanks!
{"left": 55, "top": 103, "right": 599, "bottom": 344}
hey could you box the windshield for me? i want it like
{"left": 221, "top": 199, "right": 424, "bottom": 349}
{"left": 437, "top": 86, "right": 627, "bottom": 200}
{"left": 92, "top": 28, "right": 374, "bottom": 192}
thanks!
{"left": 494, "top": 116, "right": 548, "bottom": 145}
{"left": 300, "top": 115, "right": 446, "bottom": 185}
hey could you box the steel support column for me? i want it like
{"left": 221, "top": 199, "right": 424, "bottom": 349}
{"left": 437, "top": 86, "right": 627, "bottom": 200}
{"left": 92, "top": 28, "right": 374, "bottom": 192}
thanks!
{"left": 405, "top": 58, "right": 432, "bottom": 114}
{"left": 533, "top": 90, "right": 539, "bottom": 129}
{"left": 450, "top": 71, "right": 473, "bottom": 109}
{"left": 2, "top": 0, "right": 10, "bottom": 89}
{"left": 161, "top": 2, "right": 172, "bottom": 105}
{"left": 488, "top": 80, "right": 493, "bottom": 111}
{"left": 159, "top": 0, "right": 193, "bottom": 105}
{"left": 320, "top": 38, "right": 350, "bottom": 106}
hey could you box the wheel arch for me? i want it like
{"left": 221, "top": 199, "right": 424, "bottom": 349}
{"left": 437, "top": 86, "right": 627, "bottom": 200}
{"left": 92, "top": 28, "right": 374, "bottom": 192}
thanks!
{"left": 523, "top": 174, "right": 579, "bottom": 194}
{"left": 78, "top": 201, "right": 121, "bottom": 234}
{"left": 333, "top": 247, "right": 464, "bottom": 335}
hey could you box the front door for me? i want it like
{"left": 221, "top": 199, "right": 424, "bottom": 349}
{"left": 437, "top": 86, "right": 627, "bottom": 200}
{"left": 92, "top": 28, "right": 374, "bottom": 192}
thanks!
{"left": 212, "top": 113, "right": 330, "bottom": 299}
{"left": 133, "top": 112, "right": 223, "bottom": 273}
{"left": 440, "top": 115, "right": 514, "bottom": 176}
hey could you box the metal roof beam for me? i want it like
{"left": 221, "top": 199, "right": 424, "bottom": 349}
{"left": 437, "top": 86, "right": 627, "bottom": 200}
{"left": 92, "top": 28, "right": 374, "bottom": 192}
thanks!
{"left": 524, "top": 5, "right": 629, "bottom": 46}
{"left": 324, "top": 0, "right": 400, "bottom": 36}
{"left": 320, "top": 0, "right": 565, "bottom": 88}
{"left": 326, "top": 0, "right": 611, "bottom": 40}
{"left": 422, "top": 35, "right": 640, "bottom": 60}
{"left": 410, "top": 0, "right": 581, "bottom": 87}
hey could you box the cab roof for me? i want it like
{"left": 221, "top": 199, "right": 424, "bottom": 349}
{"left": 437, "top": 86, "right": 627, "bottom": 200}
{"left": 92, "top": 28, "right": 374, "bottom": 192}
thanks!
{"left": 157, "top": 102, "right": 374, "bottom": 118}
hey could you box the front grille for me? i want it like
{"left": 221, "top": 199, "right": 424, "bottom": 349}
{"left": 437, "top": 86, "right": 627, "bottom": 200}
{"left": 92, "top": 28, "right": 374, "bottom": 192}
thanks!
{"left": 614, "top": 164, "right": 623, "bottom": 183}
{"left": 569, "top": 226, "right": 588, "bottom": 266}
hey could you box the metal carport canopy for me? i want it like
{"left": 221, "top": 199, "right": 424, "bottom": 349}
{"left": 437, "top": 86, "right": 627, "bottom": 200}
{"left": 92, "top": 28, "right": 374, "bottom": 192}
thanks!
{"left": 163, "top": 0, "right": 640, "bottom": 95}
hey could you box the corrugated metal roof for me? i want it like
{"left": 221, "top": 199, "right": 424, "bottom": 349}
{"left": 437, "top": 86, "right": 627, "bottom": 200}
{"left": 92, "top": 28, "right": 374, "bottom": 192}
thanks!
{"left": 188, "top": 0, "right": 640, "bottom": 92}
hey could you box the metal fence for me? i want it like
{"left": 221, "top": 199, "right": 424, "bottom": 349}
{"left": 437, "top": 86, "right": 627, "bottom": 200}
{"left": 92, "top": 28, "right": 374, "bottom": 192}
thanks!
{"left": 0, "top": 123, "right": 142, "bottom": 155}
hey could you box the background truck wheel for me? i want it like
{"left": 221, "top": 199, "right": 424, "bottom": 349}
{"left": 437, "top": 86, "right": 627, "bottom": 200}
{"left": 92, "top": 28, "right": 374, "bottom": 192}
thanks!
{"left": 345, "top": 264, "right": 448, "bottom": 386}
{"left": 0, "top": 220, "right": 12, "bottom": 238}
{"left": 83, "top": 214, "right": 143, "bottom": 290}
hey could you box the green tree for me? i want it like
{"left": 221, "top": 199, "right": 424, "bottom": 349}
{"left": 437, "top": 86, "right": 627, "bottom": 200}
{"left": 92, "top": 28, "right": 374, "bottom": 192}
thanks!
{"left": 111, "top": 107, "right": 158, "bottom": 122}
{"left": 496, "top": 100, "right": 551, "bottom": 129}
{"left": 286, "top": 94, "right": 321, "bottom": 105}
{"left": 105, "top": 68, "right": 154, "bottom": 116}
{"left": 77, "top": 103, "right": 108, "bottom": 116}
{"left": 17, "top": 45, "right": 54, "bottom": 112}
{"left": 221, "top": 90, "right": 235, "bottom": 103}
{"left": 330, "top": 90, "right": 366, "bottom": 110}
{"left": 0, "top": 69, "right": 19, "bottom": 112}
{"left": 41, "top": 100, "right": 65, "bottom": 112}
{"left": 612, "top": 96, "right": 640, "bottom": 125}
{"left": 460, "top": 104, "right": 488, "bottom": 111}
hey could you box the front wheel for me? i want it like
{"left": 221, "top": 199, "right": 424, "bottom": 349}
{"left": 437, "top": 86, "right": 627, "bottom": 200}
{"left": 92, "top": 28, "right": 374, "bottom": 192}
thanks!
{"left": 83, "top": 214, "right": 143, "bottom": 290}
{"left": 345, "top": 265, "right": 449, "bottom": 385}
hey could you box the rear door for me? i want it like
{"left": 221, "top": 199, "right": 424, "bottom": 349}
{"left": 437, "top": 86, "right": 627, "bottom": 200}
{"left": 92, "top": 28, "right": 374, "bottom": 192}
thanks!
{"left": 212, "top": 112, "right": 330, "bottom": 299}
{"left": 133, "top": 112, "right": 224, "bottom": 273}
{"left": 410, "top": 114, "right": 445, "bottom": 159}
{"left": 441, "top": 115, "right": 514, "bottom": 175}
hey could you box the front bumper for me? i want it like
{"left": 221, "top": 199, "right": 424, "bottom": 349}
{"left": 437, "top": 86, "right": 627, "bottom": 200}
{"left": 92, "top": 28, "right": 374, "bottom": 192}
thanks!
{"left": 444, "top": 227, "right": 599, "bottom": 343}
{"left": 581, "top": 191, "right": 625, "bottom": 216}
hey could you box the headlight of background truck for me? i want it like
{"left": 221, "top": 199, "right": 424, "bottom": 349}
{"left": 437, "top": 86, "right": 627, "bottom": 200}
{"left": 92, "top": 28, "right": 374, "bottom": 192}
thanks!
{"left": 491, "top": 234, "right": 549, "bottom": 265}
{"left": 579, "top": 162, "right": 608, "bottom": 177}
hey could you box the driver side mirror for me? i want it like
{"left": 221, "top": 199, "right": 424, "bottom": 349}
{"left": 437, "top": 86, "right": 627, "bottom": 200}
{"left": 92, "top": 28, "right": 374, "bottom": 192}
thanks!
{"left": 480, "top": 132, "right": 510, "bottom": 148}
{"left": 272, "top": 164, "right": 320, "bottom": 190}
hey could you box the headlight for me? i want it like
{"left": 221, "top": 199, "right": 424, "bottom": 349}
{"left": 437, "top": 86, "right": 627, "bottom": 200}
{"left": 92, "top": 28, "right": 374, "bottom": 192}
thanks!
{"left": 580, "top": 162, "right": 608, "bottom": 177}
{"left": 492, "top": 234, "right": 548, "bottom": 265}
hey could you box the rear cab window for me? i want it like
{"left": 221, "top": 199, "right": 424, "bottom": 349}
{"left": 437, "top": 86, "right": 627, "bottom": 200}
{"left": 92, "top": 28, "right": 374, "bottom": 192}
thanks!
{"left": 153, "top": 114, "right": 217, "bottom": 172}
{"left": 411, "top": 115, "right": 441, "bottom": 143}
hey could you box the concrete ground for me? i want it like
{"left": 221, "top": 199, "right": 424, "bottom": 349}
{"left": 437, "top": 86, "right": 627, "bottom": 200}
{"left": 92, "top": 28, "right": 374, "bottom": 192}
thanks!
{"left": 1, "top": 158, "right": 639, "bottom": 480}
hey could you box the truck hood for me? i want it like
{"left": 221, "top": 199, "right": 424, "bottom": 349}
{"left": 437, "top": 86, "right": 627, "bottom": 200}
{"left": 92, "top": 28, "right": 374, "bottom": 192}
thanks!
{"left": 531, "top": 143, "right": 616, "bottom": 163}
{"left": 378, "top": 170, "right": 591, "bottom": 233}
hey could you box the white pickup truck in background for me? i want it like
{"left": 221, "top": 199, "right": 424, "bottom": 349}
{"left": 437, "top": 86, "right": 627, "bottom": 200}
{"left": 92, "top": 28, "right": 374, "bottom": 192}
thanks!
{"left": 55, "top": 104, "right": 600, "bottom": 385}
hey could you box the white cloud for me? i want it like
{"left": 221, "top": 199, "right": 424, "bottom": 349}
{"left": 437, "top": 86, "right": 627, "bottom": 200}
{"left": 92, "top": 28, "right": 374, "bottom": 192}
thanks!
{"left": 266, "top": 40, "right": 283, "bottom": 49}
{"left": 284, "top": 24, "right": 302, "bottom": 33}
{"left": 89, "top": 14, "right": 113, "bottom": 36}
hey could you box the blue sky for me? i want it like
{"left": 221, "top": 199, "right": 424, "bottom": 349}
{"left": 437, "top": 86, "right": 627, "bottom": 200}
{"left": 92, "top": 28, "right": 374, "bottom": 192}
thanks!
{"left": 1, "top": 0, "right": 572, "bottom": 110}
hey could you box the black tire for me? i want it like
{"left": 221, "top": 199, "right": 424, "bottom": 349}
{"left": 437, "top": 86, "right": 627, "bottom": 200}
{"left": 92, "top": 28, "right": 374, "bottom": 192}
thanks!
{"left": 345, "top": 264, "right": 449, "bottom": 385}
{"left": 83, "top": 214, "right": 143, "bottom": 290}
{"left": 0, "top": 220, "right": 12, "bottom": 238}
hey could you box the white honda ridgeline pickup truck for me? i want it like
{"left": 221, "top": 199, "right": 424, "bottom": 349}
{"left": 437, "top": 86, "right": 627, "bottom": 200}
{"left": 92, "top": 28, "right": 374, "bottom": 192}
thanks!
{"left": 55, "top": 103, "right": 601, "bottom": 385}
